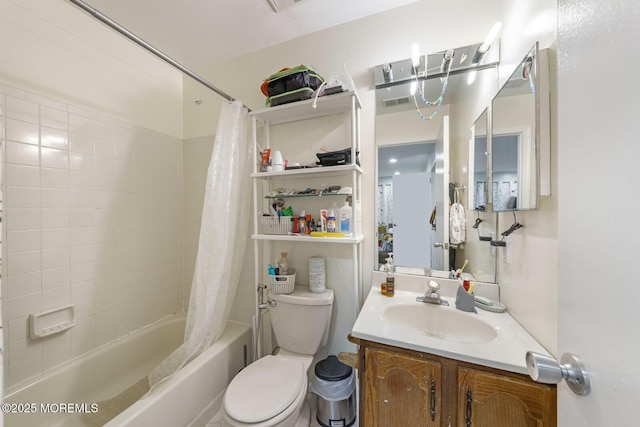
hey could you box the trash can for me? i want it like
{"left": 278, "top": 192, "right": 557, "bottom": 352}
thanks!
{"left": 310, "top": 355, "right": 356, "bottom": 427}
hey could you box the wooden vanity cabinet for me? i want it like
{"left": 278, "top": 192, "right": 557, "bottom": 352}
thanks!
{"left": 355, "top": 339, "right": 556, "bottom": 427}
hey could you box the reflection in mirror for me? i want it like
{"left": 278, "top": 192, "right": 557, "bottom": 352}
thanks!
{"left": 469, "top": 108, "right": 489, "bottom": 211}
{"left": 491, "top": 43, "right": 539, "bottom": 211}
{"left": 377, "top": 142, "right": 436, "bottom": 269}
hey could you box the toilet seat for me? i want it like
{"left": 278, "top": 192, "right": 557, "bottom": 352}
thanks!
{"left": 224, "top": 355, "right": 307, "bottom": 424}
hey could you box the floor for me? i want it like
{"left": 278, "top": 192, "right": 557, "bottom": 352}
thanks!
{"left": 205, "top": 393, "right": 322, "bottom": 427}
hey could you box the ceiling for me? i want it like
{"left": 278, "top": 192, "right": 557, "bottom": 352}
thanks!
{"left": 80, "top": 0, "right": 419, "bottom": 68}
{"left": 378, "top": 143, "right": 435, "bottom": 179}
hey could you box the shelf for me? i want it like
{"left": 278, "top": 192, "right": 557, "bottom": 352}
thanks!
{"left": 265, "top": 192, "right": 349, "bottom": 199}
{"left": 250, "top": 91, "right": 361, "bottom": 125}
{"left": 252, "top": 164, "right": 362, "bottom": 179}
{"left": 252, "top": 233, "right": 364, "bottom": 244}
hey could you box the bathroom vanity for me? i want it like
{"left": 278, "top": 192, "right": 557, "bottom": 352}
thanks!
{"left": 350, "top": 275, "right": 556, "bottom": 426}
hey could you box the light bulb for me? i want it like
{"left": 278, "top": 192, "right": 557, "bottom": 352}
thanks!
{"left": 411, "top": 43, "right": 421, "bottom": 68}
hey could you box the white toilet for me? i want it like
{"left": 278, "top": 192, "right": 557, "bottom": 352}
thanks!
{"left": 223, "top": 286, "right": 334, "bottom": 427}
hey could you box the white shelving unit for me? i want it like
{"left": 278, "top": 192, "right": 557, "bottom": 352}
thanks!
{"left": 250, "top": 92, "right": 363, "bottom": 355}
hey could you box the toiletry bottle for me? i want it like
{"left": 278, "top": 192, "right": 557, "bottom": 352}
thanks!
{"left": 299, "top": 210, "right": 307, "bottom": 234}
{"left": 381, "top": 256, "right": 391, "bottom": 295}
{"left": 327, "top": 210, "right": 337, "bottom": 233}
{"left": 305, "top": 214, "right": 312, "bottom": 234}
{"left": 278, "top": 252, "right": 289, "bottom": 275}
{"left": 385, "top": 255, "right": 395, "bottom": 297}
{"left": 339, "top": 201, "right": 352, "bottom": 235}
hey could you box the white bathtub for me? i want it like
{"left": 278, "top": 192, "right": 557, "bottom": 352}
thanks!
{"left": 4, "top": 313, "right": 252, "bottom": 427}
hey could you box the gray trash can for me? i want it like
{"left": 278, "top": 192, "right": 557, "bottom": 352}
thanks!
{"left": 310, "top": 355, "right": 356, "bottom": 427}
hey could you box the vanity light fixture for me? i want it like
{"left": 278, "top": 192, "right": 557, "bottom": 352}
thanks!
{"left": 468, "top": 21, "right": 502, "bottom": 85}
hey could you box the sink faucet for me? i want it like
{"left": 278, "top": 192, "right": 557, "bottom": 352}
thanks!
{"left": 416, "top": 280, "right": 449, "bottom": 306}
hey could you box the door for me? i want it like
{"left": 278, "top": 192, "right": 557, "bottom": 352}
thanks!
{"left": 557, "top": 0, "right": 639, "bottom": 424}
{"left": 392, "top": 172, "right": 431, "bottom": 268}
{"left": 432, "top": 115, "right": 449, "bottom": 271}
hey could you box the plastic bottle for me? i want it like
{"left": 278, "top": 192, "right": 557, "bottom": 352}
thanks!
{"left": 278, "top": 252, "right": 289, "bottom": 275}
{"left": 299, "top": 210, "right": 307, "bottom": 235}
{"left": 385, "top": 255, "right": 395, "bottom": 297}
{"left": 339, "top": 201, "right": 352, "bottom": 235}
{"left": 327, "top": 210, "right": 337, "bottom": 233}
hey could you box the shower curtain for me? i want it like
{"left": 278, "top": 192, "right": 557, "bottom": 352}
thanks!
{"left": 149, "top": 100, "right": 251, "bottom": 387}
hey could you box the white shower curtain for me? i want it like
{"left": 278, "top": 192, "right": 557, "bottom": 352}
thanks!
{"left": 149, "top": 100, "right": 251, "bottom": 388}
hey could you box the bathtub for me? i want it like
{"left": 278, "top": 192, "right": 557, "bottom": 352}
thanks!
{"left": 4, "top": 313, "right": 252, "bottom": 427}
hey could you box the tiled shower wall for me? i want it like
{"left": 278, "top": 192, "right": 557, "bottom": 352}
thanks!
{"left": 0, "top": 83, "right": 185, "bottom": 389}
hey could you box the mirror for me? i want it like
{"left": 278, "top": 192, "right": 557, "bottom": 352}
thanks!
{"left": 375, "top": 42, "right": 499, "bottom": 278}
{"left": 491, "top": 43, "right": 539, "bottom": 211}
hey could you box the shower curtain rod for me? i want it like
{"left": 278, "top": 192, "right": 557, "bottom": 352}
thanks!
{"left": 66, "top": 0, "right": 249, "bottom": 110}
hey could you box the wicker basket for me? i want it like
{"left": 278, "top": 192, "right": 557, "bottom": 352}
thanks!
{"left": 260, "top": 216, "right": 293, "bottom": 235}
{"left": 269, "top": 268, "right": 296, "bottom": 294}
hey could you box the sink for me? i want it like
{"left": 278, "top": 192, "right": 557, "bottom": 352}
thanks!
{"left": 384, "top": 303, "right": 498, "bottom": 343}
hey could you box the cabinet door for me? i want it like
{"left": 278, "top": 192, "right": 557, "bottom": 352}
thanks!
{"left": 364, "top": 347, "right": 441, "bottom": 427}
{"left": 458, "top": 367, "right": 557, "bottom": 427}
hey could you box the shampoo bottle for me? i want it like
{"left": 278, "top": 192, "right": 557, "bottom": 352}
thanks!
{"left": 339, "top": 201, "right": 352, "bottom": 235}
{"left": 327, "top": 210, "right": 337, "bottom": 233}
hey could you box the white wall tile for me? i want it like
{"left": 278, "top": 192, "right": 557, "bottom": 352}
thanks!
{"left": 42, "top": 247, "right": 70, "bottom": 271}
{"left": 6, "top": 272, "right": 41, "bottom": 299}
{"left": 42, "top": 267, "right": 70, "bottom": 290}
{"left": 70, "top": 244, "right": 94, "bottom": 265}
{"left": 41, "top": 167, "right": 69, "bottom": 189}
{"left": 7, "top": 250, "right": 41, "bottom": 276}
{"left": 7, "top": 230, "right": 41, "bottom": 253}
{"left": 40, "top": 147, "right": 68, "bottom": 169}
{"left": 41, "top": 126, "right": 68, "bottom": 150}
{"left": 8, "top": 355, "right": 43, "bottom": 386}
{"left": 41, "top": 188, "right": 69, "bottom": 208}
{"left": 69, "top": 152, "right": 93, "bottom": 171}
{"left": 6, "top": 186, "right": 40, "bottom": 208}
{"left": 6, "top": 141, "right": 39, "bottom": 166}
{"left": 6, "top": 164, "right": 39, "bottom": 187}
{"left": 5, "top": 96, "right": 38, "bottom": 123}
{"left": 6, "top": 118, "right": 39, "bottom": 145}
{"left": 40, "top": 106, "right": 68, "bottom": 131}
{"left": 7, "top": 293, "right": 42, "bottom": 321}
{"left": 40, "top": 208, "right": 69, "bottom": 229}
{"left": 42, "top": 286, "right": 70, "bottom": 310}
{"left": 41, "top": 228, "right": 69, "bottom": 249}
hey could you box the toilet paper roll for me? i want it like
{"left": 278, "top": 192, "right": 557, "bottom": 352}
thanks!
{"left": 308, "top": 257, "right": 326, "bottom": 293}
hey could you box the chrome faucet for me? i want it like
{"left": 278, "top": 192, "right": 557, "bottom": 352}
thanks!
{"left": 416, "top": 280, "right": 449, "bottom": 306}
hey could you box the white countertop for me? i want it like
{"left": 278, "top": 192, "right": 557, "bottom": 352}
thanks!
{"left": 351, "top": 275, "right": 551, "bottom": 375}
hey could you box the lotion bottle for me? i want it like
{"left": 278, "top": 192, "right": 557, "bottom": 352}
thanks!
{"left": 385, "top": 255, "right": 395, "bottom": 297}
{"left": 339, "top": 201, "right": 352, "bottom": 235}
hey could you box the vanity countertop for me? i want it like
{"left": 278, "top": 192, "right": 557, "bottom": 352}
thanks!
{"left": 351, "top": 275, "right": 552, "bottom": 375}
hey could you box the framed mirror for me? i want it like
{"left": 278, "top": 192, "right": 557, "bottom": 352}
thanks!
{"left": 375, "top": 42, "right": 499, "bottom": 278}
{"left": 491, "top": 43, "right": 540, "bottom": 211}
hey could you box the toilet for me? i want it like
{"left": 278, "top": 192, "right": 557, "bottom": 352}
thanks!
{"left": 223, "top": 286, "right": 334, "bottom": 427}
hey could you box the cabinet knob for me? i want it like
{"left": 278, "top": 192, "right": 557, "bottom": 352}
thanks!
{"left": 525, "top": 351, "right": 591, "bottom": 396}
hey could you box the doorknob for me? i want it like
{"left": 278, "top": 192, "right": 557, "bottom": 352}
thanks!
{"left": 525, "top": 351, "right": 591, "bottom": 396}
{"left": 434, "top": 242, "right": 449, "bottom": 249}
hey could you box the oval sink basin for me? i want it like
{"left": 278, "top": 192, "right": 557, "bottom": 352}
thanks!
{"left": 384, "top": 303, "right": 498, "bottom": 343}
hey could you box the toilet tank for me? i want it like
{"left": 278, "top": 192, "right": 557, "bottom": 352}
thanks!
{"left": 269, "top": 286, "right": 334, "bottom": 355}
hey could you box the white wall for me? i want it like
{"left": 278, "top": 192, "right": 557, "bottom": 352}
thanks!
{"left": 0, "top": 1, "right": 186, "bottom": 391}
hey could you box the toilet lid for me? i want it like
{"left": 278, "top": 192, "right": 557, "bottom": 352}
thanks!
{"left": 224, "top": 355, "right": 306, "bottom": 423}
